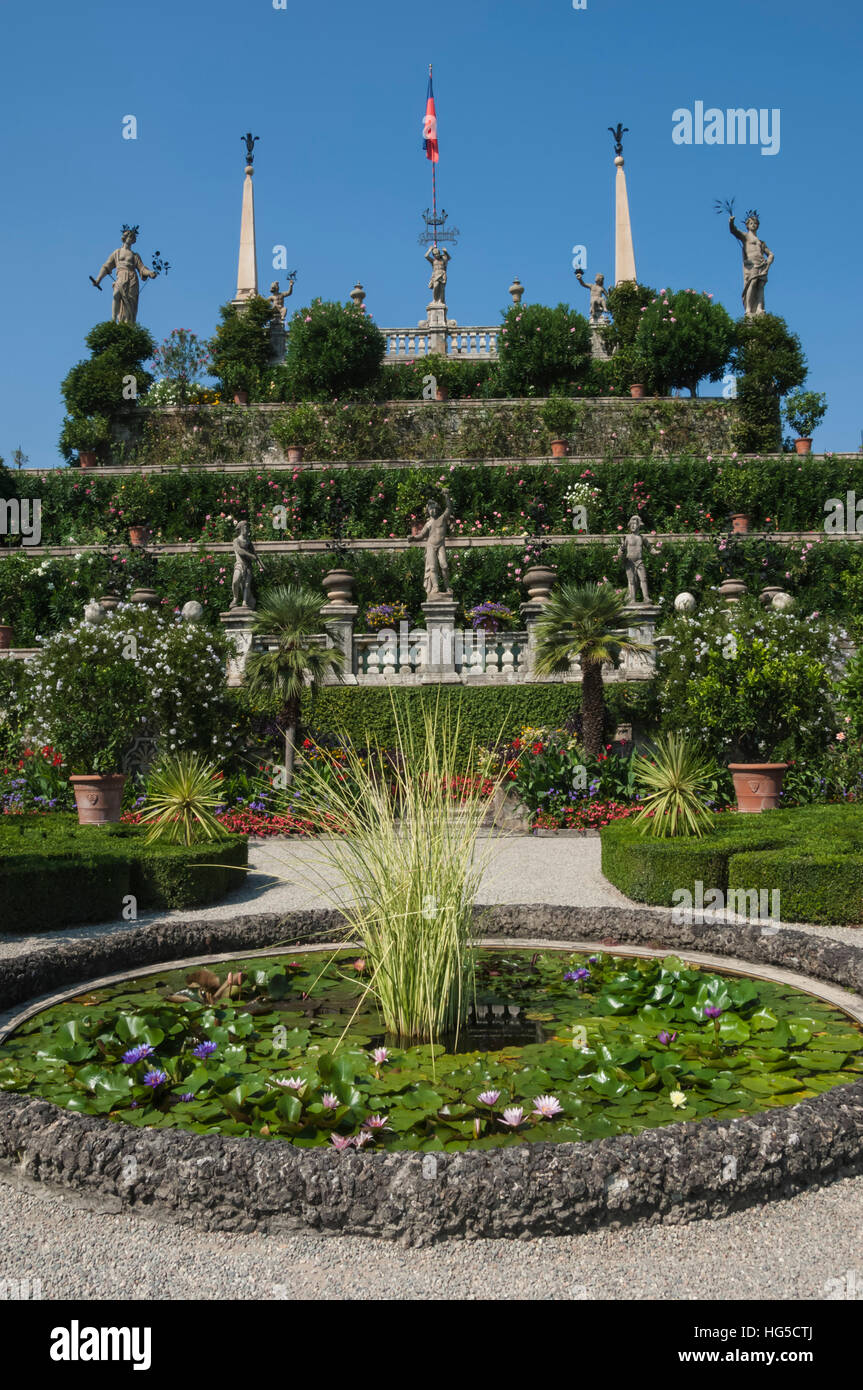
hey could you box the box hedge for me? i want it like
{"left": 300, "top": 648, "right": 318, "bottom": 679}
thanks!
{"left": 600, "top": 806, "right": 863, "bottom": 926}
{"left": 0, "top": 819, "right": 248, "bottom": 932}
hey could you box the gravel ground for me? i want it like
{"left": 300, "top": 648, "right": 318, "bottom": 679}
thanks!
{"left": 1, "top": 1173, "right": 861, "bottom": 1301}
{"left": 1, "top": 833, "right": 861, "bottom": 1301}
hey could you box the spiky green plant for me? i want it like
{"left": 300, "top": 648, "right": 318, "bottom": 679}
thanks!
{"left": 632, "top": 733, "right": 716, "bottom": 838}
{"left": 244, "top": 584, "right": 345, "bottom": 784}
{"left": 532, "top": 582, "right": 652, "bottom": 755}
{"left": 138, "top": 752, "right": 227, "bottom": 846}
{"left": 275, "top": 698, "right": 504, "bottom": 1044}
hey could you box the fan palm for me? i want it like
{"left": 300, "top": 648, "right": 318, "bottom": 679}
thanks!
{"left": 138, "top": 752, "right": 226, "bottom": 846}
{"left": 532, "top": 582, "right": 652, "bottom": 755}
{"left": 244, "top": 585, "right": 345, "bottom": 784}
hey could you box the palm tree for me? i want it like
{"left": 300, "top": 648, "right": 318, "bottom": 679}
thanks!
{"left": 533, "top": 582, "right": 652, "bottom": 755}
{"left": 244, "top": 585, "right": 345, "bottom": 783}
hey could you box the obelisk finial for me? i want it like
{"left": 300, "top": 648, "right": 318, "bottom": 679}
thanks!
{"left": 610, "top": 124, "right": 636, "bottom": 284}
{"left": 235, "top": 133, "right": 259, "bottom": 302}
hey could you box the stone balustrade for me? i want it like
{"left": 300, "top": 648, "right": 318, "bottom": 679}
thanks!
{"left": 381, "top": 326, "right": 500, "bottom": 362}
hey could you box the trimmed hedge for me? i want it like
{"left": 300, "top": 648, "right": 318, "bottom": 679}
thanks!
{"left": 0, "top": 818, "right": 249, "bottom": 932}
{"left": 600, "top": 806, "right": 863, "bottom": 925}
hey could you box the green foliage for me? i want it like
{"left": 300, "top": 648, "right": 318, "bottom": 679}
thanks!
{"left": 540, "top": 393, "right": 584, "bottom": 438}
{"left": 604, "top": 282, "right": 656, "bottom": 349}
{"left": 139, "top": 752, "right": 228, "bottom": 846}
{"left": 634, "top": 289, "right": 734, "bottom": 396}
{"left": 58, "top": 414, "right": 111, "bottom": 461}
{"left": 0, "top": 816, "right": 248, "bottom": 931}
{"left": 281, "top": 299, "right": 385, "bottom": 400}
{"left": 498, "top": 302, "right": 591, "bottom": 396}
{"left": 270, "top": 401, "right": 323, "bottom": 450}
{"left": 632, "top": 733, "right": 717, "bottom": 837}
{"left": 13, "top": 606, "right": 234, "bottom": 774}
{"left": 782, "top": 389, "right": 828, "bottom": 439}
{"left": 657, "top": 597, "right": 841, "bottom": 762}
{"left": 209, "top": 297, "right": 280, "bottom": 397}
{"left": 60, "top": 322, "right": 155, "bottom": 459}
{"left": 730, "top": 315, "right": 807, "bottom": 453}
{"left": 601, "top": 805, "right": 863, "bottom": 924}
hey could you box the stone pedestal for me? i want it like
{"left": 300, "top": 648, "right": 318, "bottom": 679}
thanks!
{"left": 590, "top": 321, "right": 611, "bottom": 360}
{"left": 320, "top": 602, "right": 358, "bottom": 684}
{"left": 418, "top": 302, "right": 451, "bottom": 357}
{"left": 621, "top": 602, "right": 660, "bottom": 676}
{"left": 519, "top": 598, "right": 549, "bottom": 677}
{"left": 220, "top": 606, "right": 255, "bottom": 688}
{"left": 420, "top": 596, "right": 460, "bottom": 682}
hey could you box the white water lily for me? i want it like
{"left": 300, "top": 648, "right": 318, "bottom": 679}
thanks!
{"left": 669, "top": 1089, "right": 687, "bottom": 1109}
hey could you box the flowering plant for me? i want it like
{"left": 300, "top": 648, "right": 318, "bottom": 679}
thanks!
{"left": 464, "top": 602, "right": 515, "bottom": 633}
{"left": 365, "top": 602, "right": 411, "bottom": 632}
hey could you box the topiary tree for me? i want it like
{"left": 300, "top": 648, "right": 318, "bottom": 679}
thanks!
{"left": 729, "top": 314, "right": 807, "bottom": 453}
{"left": 60, "top": 322, "right": 155, "bottom": 459}
{"left": 603, "top": 281, "right": 656, "bottom": 350}
{"left": 209, "top": 296, "right": 281, "bottom": 399}
{"left": 282, "top": 298, "right": 386, "bottom": 400}
{"left": 633, "top": 288, "right": 734, "bottom": 396}
{"left": 498, "top": 302, "right": 591, "bottom": 396}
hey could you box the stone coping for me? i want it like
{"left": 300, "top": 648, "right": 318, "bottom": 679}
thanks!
{"left": 1, "top": 904, "right": 862, "bottom": 1244}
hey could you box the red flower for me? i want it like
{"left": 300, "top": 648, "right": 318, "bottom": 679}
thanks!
{"left": 531, "top": 741, "right": 544, "bottom": 755}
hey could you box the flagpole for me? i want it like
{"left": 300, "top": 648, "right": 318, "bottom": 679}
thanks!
{"left": 429, "top": 63, "right": 438, "bottom": 246}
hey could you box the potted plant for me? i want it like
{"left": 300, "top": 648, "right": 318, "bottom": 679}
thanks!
{"left": 541, "top": 394, "right": 581, "bottom": 457}
{"left": 610, "top": 345, "right": 652, "bottom": 399}
{"left": 782, "top": 389, "right": 828, "bottom": 455}
{"left": 112, "top": 473, "right": 154, "bottom": 546}
{"left": 273, "top": 401, "right": 321, "bottom": 463}
{"left": 59, "top": 414, "right": 111, "bottom": 468}
{"left": 465, "top": 602, "right": 515, "bottom": 633}
{"left": 0, "top": 621, "right": 12, "bottom": 650}
{"left": 421, "top": 354, "right": 455, "bottom": 401}
{"left": 219, "top": 361, "right": 259, "bottom": 406}
{"left": 722, "top": 461, "right": 756, "bottom": 534}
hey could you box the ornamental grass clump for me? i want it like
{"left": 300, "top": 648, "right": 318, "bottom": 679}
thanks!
{"left": 284, "top": 701, "right": 502, "bottom": 1044}
{"left": 631, "top": 733, "right": 716, "bottom": 838}
{"left": 138, "top": 752, "right": 228, "bottom": 846}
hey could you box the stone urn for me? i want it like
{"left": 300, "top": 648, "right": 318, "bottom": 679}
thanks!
{"left": 794, "top": 438, "right": 812, "bottom": 456}
{"left": 629, "top": 384, "right": 646, "bottom": 399}
{"left": 129, "top": 587, "right": 161, "bottom": 608}
{"left": 78, "top": 451, "right": 98, "bottom": 469}
{"left": 759, "top": 585, "right": 784, "bottom": 608}
{"left": 522, "top": 565, "right": 557, "bottom": 602}
{"left": 728, "top": 763, "right": 788, "bottom": 814}
{"left": 287, "top": 445, "right": 304, "bottom": 464}
{"left": 129, "top": 525, "right": 151, "bottom": 548}
{"left": 70, "top": 773, "right": 127, "bottom": 826}
{"left": 730, "top": 514, "right": 750, "bottom": 534}
{"left": 550, "top": 440, "right": 568, "bottom": 458}
{"left": 0, "top": 623, "right": 12, "bottom": 650}
{"left": 322, "top": 568, "right": 355, "bottom": 604}
{"left": 98, "top": 592, "right": 121, "bottom": 612}
{"left": 717, "top": 577, "right": 747, "bottom": 604}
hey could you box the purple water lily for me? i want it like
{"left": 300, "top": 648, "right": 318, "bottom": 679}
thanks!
{"left": 500, "top": 1106, "right": 526, "bottom": 1128}
{"left": 121, "top": 1044, "right": 154, "bottom": 1065}
{"left": 142, "top": 1069, "right": 168, "bottom": 1088}
{"left": 657, "top": 1031, "right": 678, "bottom": 1046}
{"left": 703, "top": 1005, "right": 723, "bottom": 1019}
{"left": 477, "top": 1089, "right": 501, "bottom": 1107}
{"left": 191, "top": 1040, "right": 217, "bottom": 1060}
{"left": 564, "top": 968, "right": 591, "bottom": 983}
{"left": 362, "top": 1113, "right": 391, "bottom": 1131}
{"left": 330, "top": 1134, "right": 353, "bottom": 1150}
{"left": 178, "top": 1092, "right": 194, "bottom": 1103}
{"left": 321, "top": 1092, "right": 339, "bottom": 1110}
{"left": 372, "top": 1047, "right": 389, "bottom": 1065}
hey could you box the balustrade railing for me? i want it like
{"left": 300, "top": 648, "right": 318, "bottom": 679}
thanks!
{"left": 381, "top": 326, "right": 500, "bottom": 362}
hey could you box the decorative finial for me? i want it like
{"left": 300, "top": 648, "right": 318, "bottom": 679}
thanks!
{"left": 608, "top": 123, "right": 628, "bottom": 157}
{"left": 242, "top": 132, "right": 259, "bottom": 166}
{"left": 508, "top": 276, "right": 524, "bottom": 305}
{"left": 350, "top": 282, "right": 366, "bottom": 309}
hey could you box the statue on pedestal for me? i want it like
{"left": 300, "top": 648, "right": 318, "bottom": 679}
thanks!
{"left": 90, "top": 225, "right": 162, "bottom": 324}
{"left": 574, "top": 269, "right": 610, "bottom": 325}
{"left": 425, "top": 244, "right": 451, "bottom": 306}
{"left": 619, "top": 515, "right": 651, "bottom": 604}
{"left": 230, "top": 521, "right": 263, "bottom": 610}
{"left": 269, "top": 274, "right": 296, "bottom": 323}
{"left": 412, "top": 492, "right": 452, "bottom": 598}
{"left": 719, "top": 201, "right": 773, "bottom": 317}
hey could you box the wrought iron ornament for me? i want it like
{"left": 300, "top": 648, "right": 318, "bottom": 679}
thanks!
{"left": 418, "top": 207, "right": 459, "bottom": 247}
{"left": 608, "top": 123, "right": 628, "bottom": 156}
{"left": 242, "top": 132, "right": 259, "bottom": 165}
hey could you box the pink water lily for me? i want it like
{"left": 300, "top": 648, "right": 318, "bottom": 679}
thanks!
{"left": 531, "top": 1095, "right": 564, "bottom": 1120}
{"left": 477, "top": 1090, "right": 501, "bottom": 1107}
{"left": 500, "top": 1106, "right": 526, "bottom": 1128}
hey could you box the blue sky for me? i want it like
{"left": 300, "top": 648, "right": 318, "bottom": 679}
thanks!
{"left": 2, "top": 0, "right": 860, "bottom": 465}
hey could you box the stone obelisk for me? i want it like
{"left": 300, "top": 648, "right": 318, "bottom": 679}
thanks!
{"left": 610, "top": 124, "right": 637, "bottom": 285}
{"left": 234, "top": 133, "right": 259, "bottom": 303}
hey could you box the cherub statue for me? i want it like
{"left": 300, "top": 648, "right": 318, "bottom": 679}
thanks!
{"left": 411, "top": 492, "right": 452, "bottom": 598}
{"left": 574, "top": 269, "right": 610, "bottom": 324}
{"left": 619, "top": 515, "right": 651, "bottom": 604}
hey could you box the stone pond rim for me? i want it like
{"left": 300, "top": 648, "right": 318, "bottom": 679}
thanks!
{"left": 1, "top": 903, "right": 862, "bottom": 1245}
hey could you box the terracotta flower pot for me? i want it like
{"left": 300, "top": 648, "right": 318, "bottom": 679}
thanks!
{"left": 435, "top": 386, "right": 449, "bottom": 402}
{"left": 70, "top": 774, "right": 127, "bottom": 826}
{"left": 78, "top": 451, "right": 98, "bottom": 469}
{"left": 730, "top": 513, "right": 750, "bottom": 534}
{"left": 233, "top": 390, "right": 249, "bottom": 406}
{"left": 794, "top": 438, "right": 812, "bottom": 456}
{"left": 287, "top": 445, "right": 304, "bottom": 463}
{"left": 629, "top": 384, "right": 646, "bottom": 399}
{"left": 128, "top": 525, "right": 151, "bottom": 548}
{"left": 410, "top": 522, "right": 425, "bottom": 538}
{"left": 550, "top": 439, "right": 568, "bottom": 458}
{"left": 0, "top": 624, "right": 12, "bottom": 650}
{"left": 728, "top": 763, "right": 788, "bottom": 814}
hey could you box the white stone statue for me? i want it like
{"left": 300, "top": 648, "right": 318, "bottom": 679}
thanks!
{"left": 90, "top": 226, "right": 158, "bottom": 324}
{"left": 619, "top": 515, "right": 651, "bottom": 604}
{"left": 412, "top": 492, "right": 452, "bottom": 598}
{"left": 425, "top": 245, "right": 451, "bottom": 305}
{"left": 574, "top": 269, "right": 610, "bottom": 325}
{"left": 230, "top": 521, "right": 264, "bottom": 610}
{"left": 727, "top": 209, "right": 773, "bottom": 317}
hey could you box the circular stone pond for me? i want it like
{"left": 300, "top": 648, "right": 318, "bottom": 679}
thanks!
{"left": 1, "top": 906, "right": 863, "bottom": 1243}
{"left": 2, "top": 946, "right": 862, "bottom": 1152}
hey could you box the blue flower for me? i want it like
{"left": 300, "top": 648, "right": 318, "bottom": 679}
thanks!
{"left": 121, "top": 1044, "right": 154, "bottom": 1065}
{"left": 191, "top": 1040, "right": 217, "bottom": 1060}
{"left": 142, "top": 1069, "right": 168, "bottom": 1088}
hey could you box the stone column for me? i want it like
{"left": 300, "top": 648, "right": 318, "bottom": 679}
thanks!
{"left": 418, "top": 302, "right": 451, "bottom": 357}
{"left": 320, "top": 602, "right": 358, "bottom": 685}
{"left": 621, "top": 602, "right": 659, "bottom": 676}
{"left": 518, "top": 599, "right": 547, "bottom": 677}
{"left": 220, "top": 606, "right": 255, "bottom": 687}
{"left": 420, "top": 597, "right": 460, "bottom": 682}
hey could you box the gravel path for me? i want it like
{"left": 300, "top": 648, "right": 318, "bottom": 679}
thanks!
{"left": 1, "top": 1173, "right": 860, "bottom": 1301}
{"left": 1, "top": 833, "right": 861, "bottom": 1301}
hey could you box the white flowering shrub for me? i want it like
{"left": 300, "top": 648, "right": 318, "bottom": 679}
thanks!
{"left": 657, "top": 597, "right": 842, "bottom": 763}
{"left": 16, "top": 605, "right": 234, "bottom": 775}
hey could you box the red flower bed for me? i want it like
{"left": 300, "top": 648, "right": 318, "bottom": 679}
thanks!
{"left": 532, "top": 800, "right": 636, "bottom": 832}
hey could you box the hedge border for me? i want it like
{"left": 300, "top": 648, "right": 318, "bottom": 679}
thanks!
{"left": 1, "top": 903, "right": 862, "bottom": 1244}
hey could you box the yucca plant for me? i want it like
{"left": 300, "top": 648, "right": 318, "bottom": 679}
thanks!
{"left": 632, "top": 733, "right": 716, "bottom": 838}
{"left": 275, "top": 698, "right": 503, "bottom": 1044}
{"left": 533, "top": 582, "right": 652, "bottom": 755}
{"left": 138, "top": 752, "right": 227, "bottom": 846}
